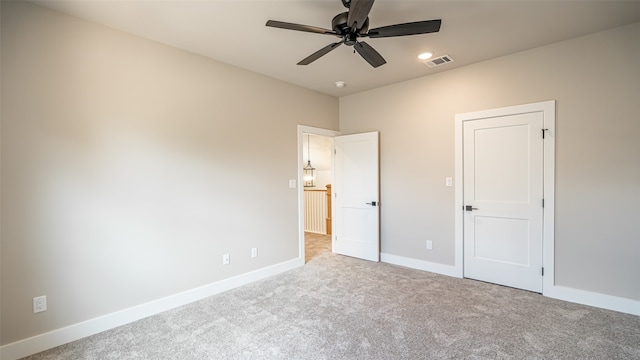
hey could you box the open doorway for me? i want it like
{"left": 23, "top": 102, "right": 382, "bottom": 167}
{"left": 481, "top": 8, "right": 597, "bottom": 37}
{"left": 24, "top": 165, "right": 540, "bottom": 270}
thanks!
{"left": 297, "top": 126, "right": 339, "bottom": 264}
{"left": 303, "top": 133, "right": 333, "bottom": 263}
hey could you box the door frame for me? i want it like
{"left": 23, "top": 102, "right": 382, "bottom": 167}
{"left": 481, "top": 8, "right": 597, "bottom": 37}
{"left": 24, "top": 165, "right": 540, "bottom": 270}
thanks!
{"left": 454, "top": 100, "right": 555, "bottom": 294}
{"left": 297, "top": 125, "right": 340, "bottom": 262}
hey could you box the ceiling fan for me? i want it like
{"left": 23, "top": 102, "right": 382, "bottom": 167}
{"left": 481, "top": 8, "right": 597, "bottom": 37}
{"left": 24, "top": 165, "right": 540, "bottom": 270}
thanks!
{"left": 265, "top": 0, "right": 441, "bottom": 68}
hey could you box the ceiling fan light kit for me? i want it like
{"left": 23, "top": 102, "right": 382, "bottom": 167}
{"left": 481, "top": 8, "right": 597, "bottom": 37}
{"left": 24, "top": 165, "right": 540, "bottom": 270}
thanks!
{"left": 266, "top": 0, "right": 442, "bottom": 68}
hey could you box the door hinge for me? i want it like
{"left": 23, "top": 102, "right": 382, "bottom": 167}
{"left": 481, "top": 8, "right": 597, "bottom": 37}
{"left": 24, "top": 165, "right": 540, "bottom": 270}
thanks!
{"left": 542, "top": 128, "right": 548, "bottom": 139}
{"left": 542, "top": 199, "right": 545, "bottom": 208}
{"left": 542, "top": 267, "right": 544, "bottom": 276}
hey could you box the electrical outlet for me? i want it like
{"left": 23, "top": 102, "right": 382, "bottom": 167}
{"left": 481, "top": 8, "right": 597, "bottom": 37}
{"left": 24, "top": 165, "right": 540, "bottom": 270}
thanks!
{"left": 426, "top": 240, "right": 433, "bottom": 250}
{"left": 251, "top": 247, "right": 258, "bottom": 258}
{"left": 445, "top": 177, "right": 453, "bottom": 187}
{"left": 222, "top": 253, "right": 230, "bottom": 265}
{"left": 33, "top": 295, "right": 47, "bottom": 313}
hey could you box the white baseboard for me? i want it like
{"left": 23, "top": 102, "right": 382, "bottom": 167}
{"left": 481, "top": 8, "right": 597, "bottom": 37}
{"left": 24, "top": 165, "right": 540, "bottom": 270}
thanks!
{"left": 0, "top": 258, "right": 304, "bottom": 360}
{"left": 381, "top": 253, "right": 462, "bottom": 278}
{"left": 381, "top": 252, "right": 639, "bottom": 316}
{"left": 545, "top": 284, "right": 640, "bottom": 316}
{"left": 4, "top": 255, "right": 637, "bottom": 360}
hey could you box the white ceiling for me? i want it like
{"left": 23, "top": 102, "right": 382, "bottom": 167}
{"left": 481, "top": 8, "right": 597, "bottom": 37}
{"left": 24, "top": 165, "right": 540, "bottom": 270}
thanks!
{"left": 30, "top": 0, "right": 640, "bottom": 97}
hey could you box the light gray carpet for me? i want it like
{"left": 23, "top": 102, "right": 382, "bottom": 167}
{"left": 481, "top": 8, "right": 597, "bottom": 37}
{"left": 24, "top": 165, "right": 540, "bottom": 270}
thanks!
{"left": 305, "top": 232, "right": 332, "bottom": 263}
{"left": 22, "top": 237, "right": 640, "bottom": 359}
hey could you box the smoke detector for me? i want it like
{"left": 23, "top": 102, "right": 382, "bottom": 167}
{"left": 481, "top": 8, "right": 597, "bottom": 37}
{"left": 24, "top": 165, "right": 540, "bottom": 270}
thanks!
{"left": 422, "top": 55, "right": 454, "bottom": 68}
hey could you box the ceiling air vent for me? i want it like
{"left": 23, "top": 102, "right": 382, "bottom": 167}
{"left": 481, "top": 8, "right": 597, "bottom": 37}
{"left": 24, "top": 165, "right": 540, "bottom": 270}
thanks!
{"left": 423, "top": 55, "right": 454, "bottom": 68}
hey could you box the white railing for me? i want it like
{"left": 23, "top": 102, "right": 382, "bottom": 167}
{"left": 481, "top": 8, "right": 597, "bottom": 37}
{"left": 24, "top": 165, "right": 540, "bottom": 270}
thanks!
{"left": 304, "top": 188, "right": 329, "bottom": 234}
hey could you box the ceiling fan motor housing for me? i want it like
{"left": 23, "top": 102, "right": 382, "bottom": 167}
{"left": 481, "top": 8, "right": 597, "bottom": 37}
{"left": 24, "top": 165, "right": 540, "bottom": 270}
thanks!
{"left": 332, "top": 12, "right": 369, "bottom": 46}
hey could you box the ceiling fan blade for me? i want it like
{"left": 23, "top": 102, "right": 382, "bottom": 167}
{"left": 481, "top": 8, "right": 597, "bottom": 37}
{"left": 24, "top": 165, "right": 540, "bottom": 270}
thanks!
{"left": 354, "top": 41, "right": 386, "bottom": 68}
{"left": 266, "top": 20, "right": 337, "bottom": 35}
{"left": 298, "top": 42, "right": 344, "bottom": 65}
{"left": 347, "top": 0, "right": 374, "bottom": 30}
{"left": 368, "top": 19, "right": 442, "bottom": 38}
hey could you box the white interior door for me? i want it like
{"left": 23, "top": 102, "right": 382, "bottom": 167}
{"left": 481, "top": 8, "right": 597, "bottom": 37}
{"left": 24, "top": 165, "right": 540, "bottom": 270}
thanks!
{"left": 463, "top": 112, "right": 544, "bottom": 292}
{"left": 333, "top": 132, "right": 379, "bottom": 262}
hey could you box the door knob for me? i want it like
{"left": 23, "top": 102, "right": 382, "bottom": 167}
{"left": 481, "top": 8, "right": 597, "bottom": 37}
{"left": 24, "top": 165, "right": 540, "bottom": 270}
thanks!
{"left": 366, "top": 201, "right": 378, "bottom": 206}
{"left": 465, "top": 205, "right": 478, "bottom": 211}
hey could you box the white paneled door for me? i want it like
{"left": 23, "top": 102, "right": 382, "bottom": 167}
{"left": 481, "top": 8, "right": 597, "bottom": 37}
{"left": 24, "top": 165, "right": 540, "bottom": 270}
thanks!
{"left": 333, "top": 132, "right": 380, "bottom": 262}
{"left": 463, "top": 112, "right": 544, "bottom": 292}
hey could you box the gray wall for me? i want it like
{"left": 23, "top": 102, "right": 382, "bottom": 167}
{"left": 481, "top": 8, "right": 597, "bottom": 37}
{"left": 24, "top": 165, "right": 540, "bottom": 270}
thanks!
{"left": 0, "top": 1, "right": 338, "bottom": 345}
{"left": 340, "top": 22, "right": 640, "bottom": 301}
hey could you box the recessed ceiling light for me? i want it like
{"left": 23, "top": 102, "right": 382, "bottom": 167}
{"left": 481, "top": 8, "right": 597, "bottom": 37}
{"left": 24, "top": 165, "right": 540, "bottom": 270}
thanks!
{"left": 335, "top": 81, "right": 346, "bottom": 88}
{"left": 418, "top": 51, "right": 434, "bottom": 60}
